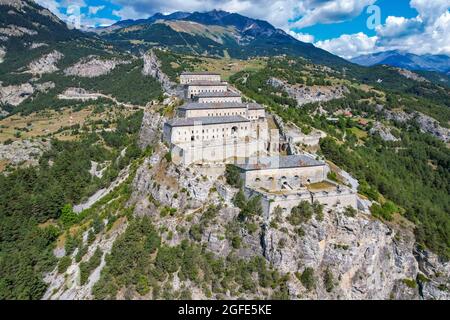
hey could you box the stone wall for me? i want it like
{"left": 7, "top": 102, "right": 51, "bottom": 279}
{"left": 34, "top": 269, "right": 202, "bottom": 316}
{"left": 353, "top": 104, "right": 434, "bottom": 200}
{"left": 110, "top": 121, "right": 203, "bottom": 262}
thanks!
{"left": 186, "top": 84, "right": 228, "bottom": 99}
{"left": 171, "top": 138, "right": 269, "bottom": 166}
{"left": 180, "top": 74, "right": 221, "bottom": 84}
{"left": 242, "top": 165, "right": 327, "bottom": 190}
{"left": 197, "top": 96, "right": 242, "bottom": 104}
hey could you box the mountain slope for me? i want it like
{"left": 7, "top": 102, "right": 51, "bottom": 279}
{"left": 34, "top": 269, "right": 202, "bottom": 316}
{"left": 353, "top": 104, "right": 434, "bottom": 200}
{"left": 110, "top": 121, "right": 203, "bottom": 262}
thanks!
{"left": 351, "top": 50, "right": 450, "bottom": 74}
{"left": 0, "top": 0, "right": 83, "bottom": 46}
{"left": 99, "top": 10, "right": 351, "bottom": 68}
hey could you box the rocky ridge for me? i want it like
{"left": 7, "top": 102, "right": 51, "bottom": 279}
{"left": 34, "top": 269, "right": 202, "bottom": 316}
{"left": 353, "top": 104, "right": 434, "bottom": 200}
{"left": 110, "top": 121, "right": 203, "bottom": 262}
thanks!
{"left": 64, "top": 56, "right": 130, "bottom": 78}
{"left": 268, "top": 77, "right": 349, "bottom": 106}
{"left": 0, "top": 46, "right": 5, "bottom": 63}
{"left": 142, "top": 50, "right": 177, "bottom": 94}
{"left": 380, "top": 106, "right": 450, "bottom": 143}
{"left": 26, "top": 50, "right": 64, "bottom": 75}
{"left": 0, "top": 139, "right": 50, "bottom": 170}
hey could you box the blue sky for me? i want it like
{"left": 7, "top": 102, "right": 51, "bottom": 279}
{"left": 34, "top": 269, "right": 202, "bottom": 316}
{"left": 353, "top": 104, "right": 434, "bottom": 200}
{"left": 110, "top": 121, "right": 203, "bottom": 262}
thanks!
{"left": 36, "top": 0, "right": 450, "bottom": 59}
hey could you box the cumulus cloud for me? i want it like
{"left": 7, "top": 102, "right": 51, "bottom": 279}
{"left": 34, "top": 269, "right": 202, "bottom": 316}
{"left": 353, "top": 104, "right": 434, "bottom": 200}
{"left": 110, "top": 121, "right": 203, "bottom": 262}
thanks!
{"left": 109, "top": 0, "right": 377, "bottom": 31}
{"left": 34, "top": 0, "right": 450, "bottom": 58}
{"left": 316, "top": 32, "right": 379, "bottom": 59}
{"left": 291, "top": 0, "right": 377, "bottom": 28}
{"left": 288, "top": 31, "right": 315, "bottom": 43}
{"left": 316, "top": 0, "right": 450, "bottom": 58}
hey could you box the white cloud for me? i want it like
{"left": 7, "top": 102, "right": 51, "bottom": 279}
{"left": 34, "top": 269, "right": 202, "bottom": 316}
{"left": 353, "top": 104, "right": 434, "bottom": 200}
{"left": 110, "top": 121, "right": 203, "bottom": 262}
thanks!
{"left": 89, "top": 6, "right": 105, "bottom": 15}
{"left": 291, "top": 0, "right": 377, "bottom": 28}
{"left": 315, "top": 1, "right": 450, "bottom": 58}
{"left": 288, "top": 31, "right": 314, "bottom": 43}
{"left": 315, "top": 32, "right": 379, "bottom": 59}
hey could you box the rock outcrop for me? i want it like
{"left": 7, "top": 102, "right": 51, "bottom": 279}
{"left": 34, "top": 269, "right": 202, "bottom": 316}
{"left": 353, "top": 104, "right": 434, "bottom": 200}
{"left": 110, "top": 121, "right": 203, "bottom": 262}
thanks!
{"left": 383, "top": 108, "right": 449, "bottom": 143}
{"left": 138, "top": 109, "right": 165, "bottom": 149}
{"left": 268, "top": 77, "right": 349, "bottom": 106}
{"left": 27, "top": 50, "right": 64, "bottom": 75}
{"left": 0, "top": 139, "right": 50, "bottom": 170}
{"left": 0, "top": 25, "right": 37, "bottom": 37}
{"left": 142, "top": 50, "right": 176, "bottom": 94}
{"left": 64, "top": 55, "right": 130, "bottom": 78}
{"left": 396, "top": 68, "right": 428, "bottom": 83}
{"left": 414, "top": 248, "right": 450, "bottom": 300}
{"left": 262, "top": 209, "right": 421, "bottom": 299}
{"left": 0, "top": 46, "right": 5, "bottom": 63}
{"left": 0, "top": 82, "right": 34, "bottom": 106}
{"left": 369, "top": 122, "right": 400, "bottom": 142}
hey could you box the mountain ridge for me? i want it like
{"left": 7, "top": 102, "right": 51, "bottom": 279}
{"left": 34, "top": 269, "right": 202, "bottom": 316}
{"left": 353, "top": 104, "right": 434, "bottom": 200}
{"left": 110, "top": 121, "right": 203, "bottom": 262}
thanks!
{"left": 351, "top": 50, "right": 450, "bottom": 74}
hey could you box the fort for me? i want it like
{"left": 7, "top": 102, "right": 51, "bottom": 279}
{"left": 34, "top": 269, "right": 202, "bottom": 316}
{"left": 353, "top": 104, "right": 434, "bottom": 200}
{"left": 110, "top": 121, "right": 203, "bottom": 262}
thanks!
{"left": 163, "top": 72, "right": 358, "bottom": 216}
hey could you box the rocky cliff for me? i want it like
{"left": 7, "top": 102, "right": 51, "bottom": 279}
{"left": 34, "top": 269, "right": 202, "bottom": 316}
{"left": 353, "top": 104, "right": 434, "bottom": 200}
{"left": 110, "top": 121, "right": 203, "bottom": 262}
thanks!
{"left": 42, "top": 97, "right": 449, "bottom": 301}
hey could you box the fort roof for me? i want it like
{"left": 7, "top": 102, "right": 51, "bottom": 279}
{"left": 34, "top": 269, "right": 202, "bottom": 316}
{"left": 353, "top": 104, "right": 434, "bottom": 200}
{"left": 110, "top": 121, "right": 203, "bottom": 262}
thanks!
{"left": 186, "top": 81, "right": 228, "bottom": 86}
{"left": 181, "top": 71, "right": 221, "bottom": 76}
{"left": 235, "top": 155, "right": 325, "bottom": 171}
{"left": 165, "top": 116, "right": 250, "bottom": 128}
{"left": 195, "top": 91, "right": 241, "bottom": 98}
{"left": 179, "top": 102, "right": 263, "bottom": 111}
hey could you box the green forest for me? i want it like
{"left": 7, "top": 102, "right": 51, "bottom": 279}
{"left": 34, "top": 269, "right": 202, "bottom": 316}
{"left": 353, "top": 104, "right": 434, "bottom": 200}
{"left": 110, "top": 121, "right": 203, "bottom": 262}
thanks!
{"left": 230, "top": 57, "right": 450, "bottom": 259}
{"left": 0, "top": 112, "right": 145, "bottom": 299}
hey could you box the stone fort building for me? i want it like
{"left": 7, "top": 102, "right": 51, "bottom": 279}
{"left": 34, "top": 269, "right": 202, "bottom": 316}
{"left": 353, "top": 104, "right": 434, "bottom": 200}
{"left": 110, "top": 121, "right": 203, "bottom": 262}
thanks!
{"left": 163, "top": 72, "right": 358, "bottom": 215}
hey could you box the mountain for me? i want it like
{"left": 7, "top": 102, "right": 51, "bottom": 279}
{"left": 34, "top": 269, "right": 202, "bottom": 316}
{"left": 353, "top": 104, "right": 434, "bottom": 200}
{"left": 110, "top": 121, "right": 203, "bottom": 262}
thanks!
{"left": 351, "top": 50, "right": 450, "bottom": 74}
{"left": 98, "top": 10, "right": 350, "bottom": 68}
{"left": 0, "top": 0, "right": 83, "bottom": 45}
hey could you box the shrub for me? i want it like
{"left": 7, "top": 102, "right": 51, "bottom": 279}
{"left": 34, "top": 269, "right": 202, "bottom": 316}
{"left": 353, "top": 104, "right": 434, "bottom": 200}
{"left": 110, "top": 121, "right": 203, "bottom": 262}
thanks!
{"left": 324, "top": 268, "right": 335, "bottom": 292}
{"left": 343, "top": 206, "right": 357, "bottom": 218}
{"left": 225, "top": 165, "right": 243, "bottom": 188}
{"left": 288, "top": 201, "right": 314, "bottom": 225}
{"left": 58, "top": 256, "right": 72, "bottom": 274}
{"left": 298, "top": 267, "right": 316, "bottom": 291}
{"left": 402, "top": 278, "right": 417, "bottom": 289}
{"left": 313, "top": 201, "right": 324, "bottom": 221}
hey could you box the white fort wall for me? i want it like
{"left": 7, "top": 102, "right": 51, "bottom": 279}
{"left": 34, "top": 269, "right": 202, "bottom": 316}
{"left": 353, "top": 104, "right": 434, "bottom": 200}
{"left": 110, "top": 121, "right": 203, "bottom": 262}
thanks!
{"left": 164, "top": 122, "right": 253, "bottom": 145}
{"left": 186, "top": 84, "right": 228, "bottom": 99}
{"left": 171, "top": 139, "right": 269, "bottom": 166}
{"left": 246, "top": 187, "right": 358, "bottom": 219}
{"left": 178, "top": 106, "right": 266, "bottom": 121}
{"left": 242, "top": 165, "right": 328, "bottom": 190}
{"left": 179, "top": 107, "right": 249, "bottom": 119}
{"left": 180, "top": 74, "right": 221, "bottom": 84}
{"left": 197, "top": 96, "right": 242, "bottom": 104}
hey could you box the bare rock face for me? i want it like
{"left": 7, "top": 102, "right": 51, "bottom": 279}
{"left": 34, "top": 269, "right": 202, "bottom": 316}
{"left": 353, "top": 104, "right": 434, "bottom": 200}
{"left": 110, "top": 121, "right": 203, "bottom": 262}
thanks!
{"left": 0, "top": 46, "right": 5, "bottom": 63}
{"left": 142, "top": 50, "right": 176, "bottom": 94}
{"left": 414, "top": 248, "right": 450, "bottom": 300}
{"left": 0, "top": 82, "right": 34, "bottom": 106}
{"left": 369, "top": 122, "right": 400, "bottom": 142}
{"left": 0, "top": 25, "right": 37, "bottom": 37}
{"left": 396, "top": 68, "right": 428, "bottom": 83}
{"left": 132, "top": 150, "right": 214, "bottom": 212}
{"left": 138, "top": 110, "right": 165, "bottom": 149}
{"left": 29, "top": 42, "right": 48, "bottom": 50}
{"left": 268, "top": 77, "right": 349, "bottom": 106}
{"left": 27, "top": 50, "right": 64, "bottom": 75}
{"left": 43, "top": 219, "right": 128, "bottom": 300}
{"left": 383, "top": 108, "right": 449, "bottom": 143}
{"left": 0, "top": 0, "right": 31, "bottom": 10}
{"left": 262, "top": 210, "right": 420, "bottom": 300}
{"left": 0, "top": 139, "right": 50, "bottom": 169}
{"left": 35, "top": 81, "right": 55, "bottom": 93}
{"left": 64, "top": 55, "right": 130, "bottom": 78}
